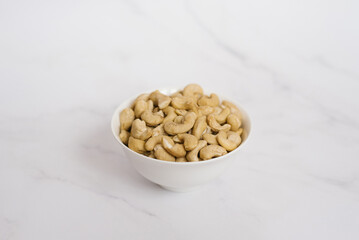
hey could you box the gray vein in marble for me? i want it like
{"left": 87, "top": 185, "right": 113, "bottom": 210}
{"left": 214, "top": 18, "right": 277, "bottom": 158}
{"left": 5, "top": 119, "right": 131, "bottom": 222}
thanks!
{"left": 309, "top": 56, "right": 359, "bottom": 81}
{"left": 33, "top": 169, "right": 159, "bottom": 218}
{"left": 104, "top": 193, "right": 158, "bottom": 218}
{"left": 184, "top": 0, "right": 247, "bottom": 62}
{"left": 242, "top": 163, "right": 359, "bottom": 198}
{"left": 306, "top": 174, "right": 358, "bottom": 189}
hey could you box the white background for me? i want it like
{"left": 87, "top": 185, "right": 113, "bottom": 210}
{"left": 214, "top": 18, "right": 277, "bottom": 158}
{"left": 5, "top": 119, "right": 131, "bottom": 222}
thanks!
{"left": 1, "top": 0, "right": 359, "bottom": 239}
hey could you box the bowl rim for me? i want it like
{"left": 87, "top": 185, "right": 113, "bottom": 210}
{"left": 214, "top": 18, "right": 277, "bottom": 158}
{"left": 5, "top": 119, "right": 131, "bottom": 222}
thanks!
{"left": 111, "top": 87, "right": 252, "bottom": 165}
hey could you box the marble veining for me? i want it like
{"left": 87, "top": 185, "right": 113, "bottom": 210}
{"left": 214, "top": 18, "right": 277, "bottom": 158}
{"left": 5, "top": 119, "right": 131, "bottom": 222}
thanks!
{"left": 1, "top": 0, "right": 359, "bottom": 239}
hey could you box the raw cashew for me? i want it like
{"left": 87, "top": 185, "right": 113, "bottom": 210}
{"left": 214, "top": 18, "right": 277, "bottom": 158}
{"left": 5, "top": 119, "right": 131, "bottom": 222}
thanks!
{"left": 199, "top": 145, "right": 227, "bottom": 160}
{"left": 162, "top": 136, "right": 186, "bottom": 157}
{"left": 183, "top": 83, "right": 203, "bottom": 97}
{"left": 204, "top": 126, "right": 212, "bottom": 134}
{"left": 131, "top": 93, "right": 150, "bottom": 108}
{"left": 222, "top": 100, "right": 241, "bottom": 118}
{"left": 155, "top": 110, "right": 164, "bottom": 118}
{"left": 163, "top": 106, "right": 177, "bottom": 124}
{"left": 120, "top": 108, "right": 135, "bottom": 130}
{"left": 198, "top": 93, "right": 219, "bottom": 107}
{"left": 154, "top": 144, "right": 175, "bottom": 162}
{"left": 236, "top": 128, "right": 243, "bottom": 136}
{"left": 217, "top": 131, "right": 241, "bottom": 151}
{"left": 177, "top": 133, "right": 198, "bottom": 151}
{"left": 170, "top": 91, "right": 183, "bottom": 98}
{"left": 149, "top": 90, "right": 171, "bottom": 109}
{"left": 215, "top": 107, "right": 231, "bottom": 124}
{"left": 147, "top": 100, "right": 154, "bottom": 111}
{"left": 174, "top": 115, "right": 184, "bottom": 124}
{"left": 171, "top": 96, "right": 198, "bottom": 113}
{"left": 202, "top": 133, "right": 218, "bottom": 145}
{"left": 130, "top": 119, "right": 152, "bottom": 140}
{"left": 176, "top": 157, "right": 187, "bottom": 162}
{"left": 128, "top": 136, "right": 146, "bottom": 154}
{"left": 207, "top": 114, "right": 231, "bottom": 132}
{"left": 175, "top": 109, "right": 187, "bottom": 116}
{"left": 145, "top": 135, "right": 163, "bottom": 151}
{"left": 119, "top": 129, "right": 130, "bottom": 145}
{"left": 172, "top": 135, "right": 181, "bottom": 143}
{"left": 134, "top": 100, "right": 148, "bottom": 118}
{"left": 198, "top": 106, "right": 214, "bottom": 116}
{"left": 152, "top": 124, "right": 164, "bottom": 136}
{"left": 227, "top": 113, "right": 241, "bottom": 131}
{"left": 186, "top": 140, "right": 207, "bottom": 162}
{"left": 164, "top": 112, "right": 197, "bottom": 135}
{"left": 192, "top": 116, "right": 207, "bottom": 139}
{"left": 141, "top": 108, "right": 164, "bottom": 127}
{"left": 148, "top": 151, "right": 155, "bottom": 158}
{"left": 120, "top": 84, "right": 244, "bottom": 162}
{"left": 213, "top": 107, "right": 223, "bottom": 115}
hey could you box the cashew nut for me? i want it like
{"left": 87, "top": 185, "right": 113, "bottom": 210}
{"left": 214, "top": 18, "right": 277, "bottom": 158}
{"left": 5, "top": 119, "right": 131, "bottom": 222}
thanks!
{"left": 170, "top": 91, "right": 183, "bottom": 98}
{"left": 149, "top": 90, "right": 171, "bottom": 109}
{"left": 198, "top": 93, "right": 219, "bottom": 107}
{"left": 147, "top": 99, "right": 154, "bottom": 111}
{"left": 175, "top": 109, "right": 187, "bottom": 116}
{"left": 141, "top": 105, "right": 164, "bottom": 126}
{"left": 152, "top": 124, "right": 164, "bottom": 136}
{"left": 130, "top": 119, "right": 152, "bottom": 140}
{"left": 162, "top": 106, "right": 177, "bottom": 124}
{"left": 171, "top": 96, "right": 198, "bottom": 113}
{"left": 119, "top": 129, "right": 130, "bottom": 145}
{"left": 217, "top": 131, "right": 241, "bottom": 151}
{"left": 202, "top": 133, "right": 218, "bottom": 145}
{"left": 131, "top": 93, "right": 150, "bottom": 108}
{"left": 162, "top": 136, "right": 186, "bottom": 157}
{"left": 198, "top": 106, "right": 214, "bottom": 116}
{"left": 128, "top": 136, "right": 146, "bottom": 154}
{"left": 227, "top": 113, "right": 241, "bottom": 131}
{"left": 134, "top": 100, "right": 148, "bottom": 118}
{"left": 176, "top": 157, "right": 187, "bottom": 162}
{"left": 236, "top": 128, "right": 243, "bottom": 136}
{"left": 120, "top": 84, "right": 244, "bottom": 162}
{"left": 215, "top": 107, "right": 231, "bottom": 124}
{"left": 213, "top": 107, "right": 223, "bottom": 115}
{"left": 207, "top": 114, "right": 231, "bottom": 132}
{"left": 172, "top": 135, "right": 181, "bottom": 143}
{"left": 183, "top": 83, "right": 203, "bottom": 97}
{"left": 154, "top": 109, "right": 164, "bottom": 118}
{"left": 120, "top": 108, "right": 135, "bottom": 131}
{"left": 145, "top": 135, "right": 163, "bottom": 151}
{"left": 148, "top": 151, "right": 155, "bottom": 158}
{"left": 192, "top": 116, "right": 208, "bottom": 139}
{"left": 164, "top": 111, "right": 197, "bottom": 135}
{"left": 199, "top": 145, "right": 227, "bottom": 160}
{"left": 177, "top": 133, "right": 198, "bottom": 151}
{"left": 222, "top": 100, "right": 242, "bottom": 118}
{"left": 204, "top": 125, "right": 212, "bottom": 134}
{"left": 173, "top": 115, "right": 184, "bottom": 124}
{"left": 186, "top": 140, "right": 207, "bottom": 162}
{"left": 154, "top": 144, "right": 175, "bottom": 162}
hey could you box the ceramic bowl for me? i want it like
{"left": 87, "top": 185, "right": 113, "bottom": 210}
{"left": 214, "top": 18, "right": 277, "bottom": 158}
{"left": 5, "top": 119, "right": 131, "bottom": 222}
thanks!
{"left": 111, "top": 88, "right": 251, "bottom": 192}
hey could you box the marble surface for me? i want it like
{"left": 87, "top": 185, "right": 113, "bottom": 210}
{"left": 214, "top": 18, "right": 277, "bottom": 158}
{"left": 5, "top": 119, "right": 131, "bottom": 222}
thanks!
{"left": 1, "top": 0, "right": 359, "bottom": 239}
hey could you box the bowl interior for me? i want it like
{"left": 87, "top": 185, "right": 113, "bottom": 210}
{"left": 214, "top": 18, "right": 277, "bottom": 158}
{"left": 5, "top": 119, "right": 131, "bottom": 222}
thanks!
{"left": 111, "top": 88, "right": 251, "bottom": 164}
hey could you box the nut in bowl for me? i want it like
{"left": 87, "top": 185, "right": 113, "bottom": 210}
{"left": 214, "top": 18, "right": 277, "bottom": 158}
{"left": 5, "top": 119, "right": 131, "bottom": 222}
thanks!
{"left": 111, "top": 84, "right": 251, "bottom": 192}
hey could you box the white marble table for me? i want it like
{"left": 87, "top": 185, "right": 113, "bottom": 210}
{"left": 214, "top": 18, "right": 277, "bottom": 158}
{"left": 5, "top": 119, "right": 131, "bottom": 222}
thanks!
{"left": 1, "top": 0, "right": 359, "bottom": 239}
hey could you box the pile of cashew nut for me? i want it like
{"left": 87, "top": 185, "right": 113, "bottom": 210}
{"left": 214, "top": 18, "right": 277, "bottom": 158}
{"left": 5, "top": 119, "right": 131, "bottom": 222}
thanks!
{"left": 119, "top": 84, "right": 243, "bottom": 162}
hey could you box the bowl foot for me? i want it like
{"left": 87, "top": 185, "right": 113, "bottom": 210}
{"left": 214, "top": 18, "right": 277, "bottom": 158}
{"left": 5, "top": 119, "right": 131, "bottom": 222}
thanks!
{"left": 160, "top": 185, "right": 202, "bottom": 192}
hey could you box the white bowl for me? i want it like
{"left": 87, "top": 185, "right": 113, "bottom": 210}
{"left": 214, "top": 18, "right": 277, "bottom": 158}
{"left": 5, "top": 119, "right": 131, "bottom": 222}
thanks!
{"left": 111, "top": 88, "right": 251, "bottom": 192}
